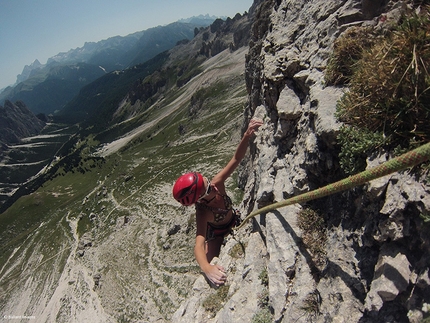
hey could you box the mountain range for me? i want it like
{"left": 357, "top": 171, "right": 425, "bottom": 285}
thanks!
{"left": 0, "top": 12, "right": 250, "bottom": 211}
{"left": 0, "top": 15, "right": 219, "bottom": 116}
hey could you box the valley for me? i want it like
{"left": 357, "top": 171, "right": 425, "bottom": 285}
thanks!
{"left": 0, "top": 123, "right": 76, "bottom": 206}
{"left": 0, "top": 44, "right": 249, "bottom": 322}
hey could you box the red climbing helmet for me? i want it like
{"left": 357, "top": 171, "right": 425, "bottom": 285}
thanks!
{"left": 172, "top": 172, "right": 205, "bottom": 206}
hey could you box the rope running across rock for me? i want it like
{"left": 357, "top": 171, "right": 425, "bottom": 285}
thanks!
{"left": 235, "top": 142, "right": 430, "bottom": 230}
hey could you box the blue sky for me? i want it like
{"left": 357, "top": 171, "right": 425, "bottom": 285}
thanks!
{"left": 0, "top": 0, "right": 253, "bottom": 89}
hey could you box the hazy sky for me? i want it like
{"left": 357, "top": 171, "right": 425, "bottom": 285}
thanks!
{"left": 0, "top": 0, "right": 253, "bottom": 89}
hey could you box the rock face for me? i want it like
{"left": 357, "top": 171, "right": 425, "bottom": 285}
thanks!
{"left": 174, "top": 1, "right": 430, "bottom": 322}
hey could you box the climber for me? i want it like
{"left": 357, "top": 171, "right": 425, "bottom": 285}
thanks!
{"left": 172, "top": 118, "right": 263, "bottom": 286}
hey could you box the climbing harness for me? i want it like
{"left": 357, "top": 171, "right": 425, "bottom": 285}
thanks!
{"left": 235, "top": 142, "right": 430, "bottom": 230}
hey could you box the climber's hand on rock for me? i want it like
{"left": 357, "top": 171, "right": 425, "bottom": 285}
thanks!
{"left": 205, "top": 264, "right": 227, "bottom": 286}
{"left": 245, "top": 118, "right": 263, "bottom": 137}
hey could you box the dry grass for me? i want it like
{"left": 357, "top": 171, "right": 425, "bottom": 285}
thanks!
{"left": 301, "top": 290, "right": 322, "bottom": 319}
{"left": 325, "top": 26, "right": 377, "bottom": 86}
{"left": 336, "top": 9, "right": 430, "bottom": 147}
{"left": 297, "top": 208, "right": 327, "bottom": 270}
{"left": 326, "top": 7, "right": 430, "bottom": 174}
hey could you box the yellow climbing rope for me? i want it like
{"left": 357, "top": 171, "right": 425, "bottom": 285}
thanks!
{"left": 236, "top": 141, "right": 430, "bottom": 230}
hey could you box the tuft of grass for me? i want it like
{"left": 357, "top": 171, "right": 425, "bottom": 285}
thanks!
{"left": 301, "top": 290, "right": 321, "bottom": 318}
{"left": 229, "top": 241, "right": 246, "bottom": 258}
{"left": 202, "top": 284, "right": 230, "bottom": 315}
{"left": 297, "top": 208, "right": 327, "bottom": 269}
{"left": 258, "top": 268, "right": 269, "bottom": 287}
{"left": 257, "top": 287, "right": 270, "bottom": 309}
{"left": 336, "top": 10, "right": 430, "bottom": 147}
{"left": 251, "top": 267, "right": 273, "bottom": 323}
{"left": 325, "top": 26, "right": 377, "bottom": 86}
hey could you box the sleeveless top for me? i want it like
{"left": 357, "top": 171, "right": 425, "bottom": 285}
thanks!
{"left": 195, "top": 192, "right": 238, "bottom": 241}
{"left": 195, "top": 193, "right": 233, "bottom": 222}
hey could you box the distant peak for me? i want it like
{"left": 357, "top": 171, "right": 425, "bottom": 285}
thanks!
{"left": 177, "top": 14, "right": 226, "bottom": 24}
{"left": 32, "top": 59, "right": 42, "bottom": 67}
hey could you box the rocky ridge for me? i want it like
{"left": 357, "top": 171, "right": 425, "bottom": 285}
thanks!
{"left": 0, "top": 100, "right": 45, "bottom": 146}
{"left": 173, "top": 1, "right": 430, "bottom": 322}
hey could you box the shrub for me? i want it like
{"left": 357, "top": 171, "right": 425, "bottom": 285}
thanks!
{"left": 328, "top": 8, "right": 430, "bottom": 174}
{"left": 336, "top": 10, "right": 430, "bottom": 147}
{"left": 337, "top": 126, "right": 387, "bottom": 175}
